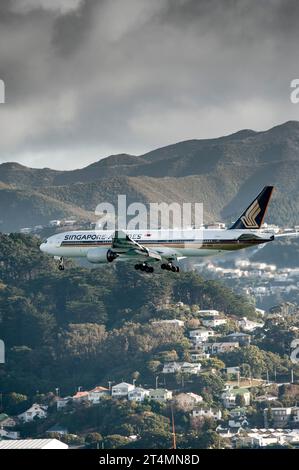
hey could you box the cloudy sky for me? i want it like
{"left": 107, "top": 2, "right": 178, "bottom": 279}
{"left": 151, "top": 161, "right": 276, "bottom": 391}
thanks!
{"left": 0, "top": 0, "right": 299, "bottom": 170}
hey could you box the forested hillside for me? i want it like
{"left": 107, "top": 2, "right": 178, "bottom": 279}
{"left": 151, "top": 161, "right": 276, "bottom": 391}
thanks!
{"left": 1, "top": 121, "right": 299, "bottom": 231}
{"left": 0, "top": 234, "right": 255, "bottom": 396}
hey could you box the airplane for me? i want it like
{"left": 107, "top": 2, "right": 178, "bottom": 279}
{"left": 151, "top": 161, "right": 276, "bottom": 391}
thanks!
{"left": 39, "top": 186, "right": 297, "bottom": 273}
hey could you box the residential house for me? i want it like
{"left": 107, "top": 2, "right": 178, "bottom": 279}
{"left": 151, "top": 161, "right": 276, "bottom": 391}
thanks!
{"left": 197, "top": 309, "right": 220, "bottom": 316}
{"left": 72, "top": 391, "right": 89, "bottom": 402}
{"left": 46, "top": 425, "right": 69, "bottom": 436}
{"left": 128, "top": 387, "right": 150, "bottom": 402}
{"left": 162, "top": 362, "right": 201, "bottom": 375}
{"left": 56, "top": 396, "right": 72, "bottom": 410}
{"left": 204, "top": 342, "right": 239, "bottom": 355}
{"left": 264, "top": 407, "right": 293, "bottom": 428}
{"left": 190, "top": 352, "right": 210, "bottom": 361}
{"left": 0, "top": 414, "right": 17, "bottom": 428}
{"left": 225, "top": 332, "right": 251, "bottom": 346}
{"left": 175, "top": 393, "right": 203, "bottom": 409}
{"left": 88, "top": 386, "right": 110, "bottom": 403}
{"left": 0, "top": 439, "right": 69, "bottom": 449}
{"left": 18, "top": 404, "right": 48, "bottom": 423}
{"left": 149, "top": 388, "right": 173, "bottom": 402}
{"left": 152, "top": 319, "right": 184, "bottom": 327}
{"left": 180, "top": 362, "right": 201, "bottom": 374}
{"left": 238, "top": 317, "right": 264, "bottom": 332}
{"left": 162, "top": 362, "right": 182, "bottom": 374}
{"left": 189, "top": 329, "right": 214, "bottom": 344}
{"left": 111, "top": 382, "right": 135, "bottom": 398}
{"left": 0, "top": 428, "right": 20, "bottom": 439}
{"left": 202, "top": 318, "right": 227, "bottom": 328}
{"left": 192, "top": 407, "right": 222, "bottom": 420}
{"left": 221, "top": 388, "right": 251, "bottom": 408}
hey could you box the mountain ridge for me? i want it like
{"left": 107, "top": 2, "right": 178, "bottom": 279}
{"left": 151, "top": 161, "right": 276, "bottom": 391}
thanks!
{"left": 1, "top": 121, "right": 299, "bottom": 231}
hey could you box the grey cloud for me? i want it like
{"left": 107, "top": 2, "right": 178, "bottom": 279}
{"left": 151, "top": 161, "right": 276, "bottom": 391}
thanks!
{"left": 0, "top": 0, "right": 299, "bottom": 169}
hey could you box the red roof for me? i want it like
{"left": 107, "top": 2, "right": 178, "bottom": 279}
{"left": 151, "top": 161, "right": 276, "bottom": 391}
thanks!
{"left": 90, "top": 386, "right": 109, "bottom": 393}
{"left": 73, "top": 391, "right": 89, "bottom": 399}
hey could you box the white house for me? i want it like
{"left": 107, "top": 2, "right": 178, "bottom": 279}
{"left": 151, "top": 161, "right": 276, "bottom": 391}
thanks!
{"left": 162, "top": 362, "right": 182, "bottom": 374}
{"left": 149, "top": 388, "right": 173, "bottom": 402}
{"left": 180, "top": 362, "right": 201, "bottom": 374}
{"left": 192, "top": 407, "right": 222, "bottom": 420}
{"left": 197, "top": 309, "right": 220, "bottom": 316}
{"left": 88, "top": 386, "right": 110, "bottom": 403}
{"left": 162, "top": 362, "right": 201, "bottom": 375}
{"left": 221, "top": 389, "right": 251, "bottom": 408}
{"left": 203, "top": 342, "right": 239, "bottom": 355}
{"left": 56, "top": 396, "right": 72, "bottom": 410}
{"left": 238, "top": 317, "right": 264, "bottom": 332}
{"left": 112, "top": 382, "right": 135, "bottom": 398}
{"left": 152, "top": 319, "right": 184, "bottom": 327}
{"left": 189, "top": 329, "right": 214, "bottom": 343}
{"left": 18, "top": 404, "right": 48, "bottom": 423}
{"left": 202, "top": 318, "right": 227, "bottom": 328}
{"left": 190, "top": 352, "right": 210, "bottom": 361}
{"left": 128, "top": 387, "right": 150, "bottom": 402}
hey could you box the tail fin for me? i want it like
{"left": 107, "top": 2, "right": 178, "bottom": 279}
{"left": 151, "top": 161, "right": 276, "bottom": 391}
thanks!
{"left": 229, "top": 186, "right": 274, "bottom": 230}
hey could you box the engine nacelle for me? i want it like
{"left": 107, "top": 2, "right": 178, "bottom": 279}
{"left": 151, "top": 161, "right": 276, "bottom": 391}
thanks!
{"left": 86, "top": 247, "right": 118, "bottom": 264}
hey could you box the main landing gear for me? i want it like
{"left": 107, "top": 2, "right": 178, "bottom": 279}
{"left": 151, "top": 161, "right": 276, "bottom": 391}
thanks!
{"left": 58, "top": 257, "right": 65, "bottom": 271}
{"left": 135, "top": 263, "right": 154, "bottom": 273}
{"left": 161, "top": 263, "right": 179, "bottom": 273}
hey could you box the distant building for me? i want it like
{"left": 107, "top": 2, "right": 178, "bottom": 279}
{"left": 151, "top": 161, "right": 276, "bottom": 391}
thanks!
{"left": 0, "top": 439, "right": 68, "bottom": 449}
{"left": 162, "top": 362, "right": 201, "bottom": 375}
{"left": 56, "top": 396, "right": 72, "bottom": 410}
{"left": 18, "top": 404, "right": 48, "bottom": 423}
{"left": 238, "top": 317, "right": 264, "bottom": 332}
{"left": 88, "top": 386, "right": 110, "bottom": 403}
{"left": 189, "top": 329, "right": 214, "bottom": 343}
{"left": 111, "top": 382, "right": 135, "bottom": 398}
{"left": 192, "top": 407, "right": 222, "bottom": 420}
{"left": 221, "top": 388, "right": 251, "bottom": 408}
{"left": 128, "top": 387, "right": 150, "bottom": 402}
{"left": 152, "top": 319, "right": 184, "bottom": 327}
{"left": 46, "top": 424, "right": 69, "bottom": 436}
{"left": 202, "top": 318, "right": 227, "bottom": 328}
{"left": 264, "top": 407, "right": 293, "bottom": 428}
{"left": 49, "top": 220, "right": 61, "bottom": 227}
{"left": 196, "top": 310, "right": 220, "bottom": 316}
{"left": 203, "top": 342, "right": 239, "bottom": 355}
{"left": 225, "top": 332, "right": 251, "bottom": 346}
{"left": 148, "top": 388, "right": 172, "bottom": 402}
{"left": 72, "top": 391, "right": 89, "bottom": 402}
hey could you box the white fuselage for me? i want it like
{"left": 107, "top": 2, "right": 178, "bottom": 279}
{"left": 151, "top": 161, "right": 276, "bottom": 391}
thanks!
{"left": 40, "top": 228, "right": 274, "bottom": 262}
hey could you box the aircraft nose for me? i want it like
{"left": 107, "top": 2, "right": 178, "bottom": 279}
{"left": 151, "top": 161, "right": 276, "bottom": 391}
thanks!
{"left": 40, "top": 242, "right": 47, "bottom": 253}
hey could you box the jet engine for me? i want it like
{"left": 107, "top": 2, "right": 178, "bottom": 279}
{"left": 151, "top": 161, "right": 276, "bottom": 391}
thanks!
{"left": 86, "top": 247, "right": 118, "bottom": 264}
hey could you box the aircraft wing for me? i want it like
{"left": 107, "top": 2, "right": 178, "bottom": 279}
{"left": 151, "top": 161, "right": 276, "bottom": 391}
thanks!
{"left": 112, "top": 230, "right": 162, "bottom": 261}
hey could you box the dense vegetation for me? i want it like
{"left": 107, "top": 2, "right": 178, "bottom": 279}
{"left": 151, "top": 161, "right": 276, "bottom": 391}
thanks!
{"left": 0, "top": 233, "right": 257, "bottom": 397}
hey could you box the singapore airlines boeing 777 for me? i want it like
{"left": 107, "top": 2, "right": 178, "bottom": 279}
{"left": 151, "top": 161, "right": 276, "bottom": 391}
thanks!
{"left": 40, "top": 186, "right": 297, "bottom": 273}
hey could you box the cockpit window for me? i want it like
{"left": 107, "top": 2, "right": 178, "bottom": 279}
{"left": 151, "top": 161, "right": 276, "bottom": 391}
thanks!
{"left": 42, "top": 238, "right": 48, "bottom": 244}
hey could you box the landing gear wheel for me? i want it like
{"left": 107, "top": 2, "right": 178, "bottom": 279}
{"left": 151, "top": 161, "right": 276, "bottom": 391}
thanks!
{"left": 161, "top": 264, "right": 167, "bottom": 270}
{"left": 135, "top": 264, "right": 140, "bottom": 270}
{"left": 176, "top": 266, "right": 180, "bottom": 273}
{"left": 58, "top": 257, "right": 64, "bottom": 271}
{"left": 171, "top": 265, "right": 177, "bottom": 272}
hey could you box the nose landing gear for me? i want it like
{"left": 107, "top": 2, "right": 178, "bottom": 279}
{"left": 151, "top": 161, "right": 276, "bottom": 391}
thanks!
{"left": 58, "top": 257, "right": 65, "bottom": 271}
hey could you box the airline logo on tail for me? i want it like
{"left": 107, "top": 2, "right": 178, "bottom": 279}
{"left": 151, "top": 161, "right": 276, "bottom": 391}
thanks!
{"left": 240, "top": 199, "right": 261, "bottom": 228}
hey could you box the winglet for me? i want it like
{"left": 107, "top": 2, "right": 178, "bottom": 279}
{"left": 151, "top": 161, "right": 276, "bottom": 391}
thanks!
{"left": 229, "top": 186, "right": 274, "bottom": 230}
